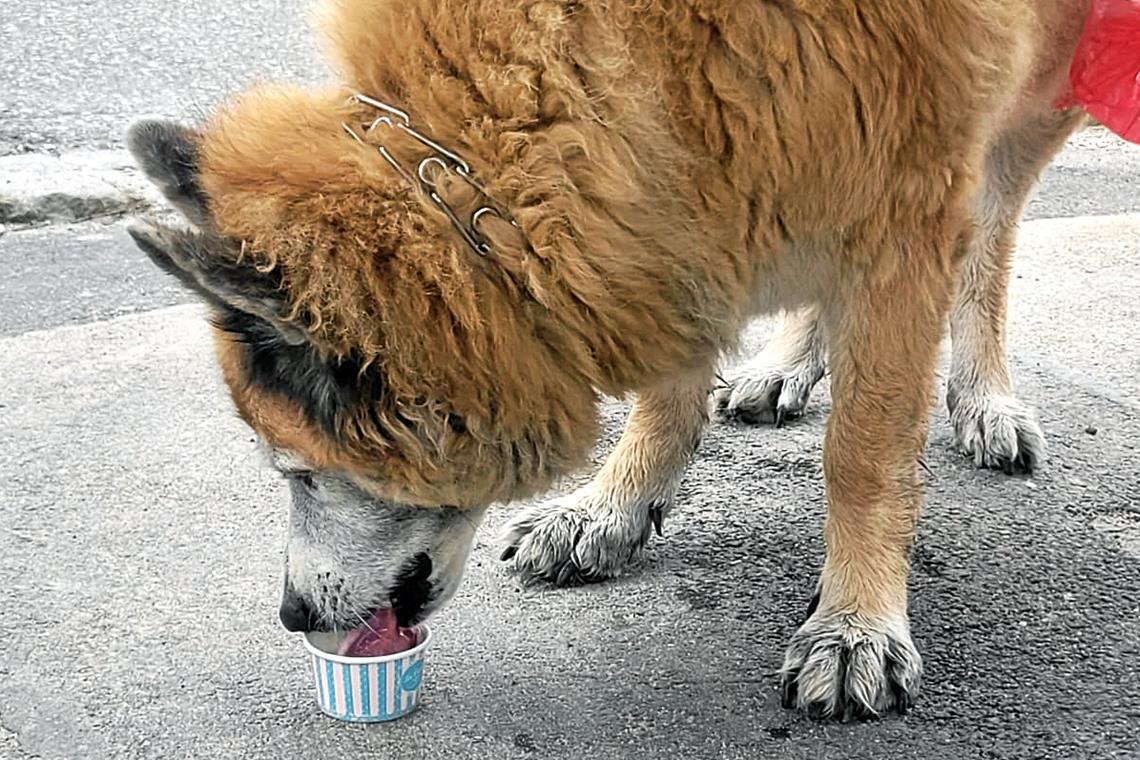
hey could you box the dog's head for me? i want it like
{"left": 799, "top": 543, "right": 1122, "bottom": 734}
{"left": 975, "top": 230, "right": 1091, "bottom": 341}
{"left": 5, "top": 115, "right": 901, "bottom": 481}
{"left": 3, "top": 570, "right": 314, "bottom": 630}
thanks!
{"left": 125, "top": 97, "right": 598, "bottom": 636}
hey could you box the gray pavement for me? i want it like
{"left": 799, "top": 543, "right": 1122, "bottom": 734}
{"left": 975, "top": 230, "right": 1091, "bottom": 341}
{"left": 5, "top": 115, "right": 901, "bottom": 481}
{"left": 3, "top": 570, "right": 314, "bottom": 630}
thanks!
{"left": 2, "top": 209, "right": 1139, "bottom": 760}
{"left": 2, "top": 0, "right": 1140, "bottom": 758}
{"left": 0, "top": 221, "right": 190, "bottom": 337}
{"left": 1, "top": 0, "right": 325, "bottom": 156}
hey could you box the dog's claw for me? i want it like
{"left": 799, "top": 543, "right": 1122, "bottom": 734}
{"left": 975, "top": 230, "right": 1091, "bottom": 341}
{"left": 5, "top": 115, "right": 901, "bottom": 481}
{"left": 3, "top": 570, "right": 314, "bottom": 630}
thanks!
{"left": 892, "top": 680, "right": 911, "bottom": 716}
{"left": 500, "top": 545, "right": 518, "bottom": 562}
{"left": 775, "top": 407, "right": 787, "bottom": 428}
{"left": 649, "top": 504, "right": 664, "bottom": 537}
{"left": 554, "top": 560, "right": 580, "bottom": 587}
{"left": 781, "top": 674, "right": 798, "bottom": 709}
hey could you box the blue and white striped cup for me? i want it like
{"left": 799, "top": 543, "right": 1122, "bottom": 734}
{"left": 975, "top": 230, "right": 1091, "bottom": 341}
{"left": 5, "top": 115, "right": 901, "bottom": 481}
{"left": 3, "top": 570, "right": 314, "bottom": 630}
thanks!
{"left": 301, "top": 626, "right": 431, "bottom": 722}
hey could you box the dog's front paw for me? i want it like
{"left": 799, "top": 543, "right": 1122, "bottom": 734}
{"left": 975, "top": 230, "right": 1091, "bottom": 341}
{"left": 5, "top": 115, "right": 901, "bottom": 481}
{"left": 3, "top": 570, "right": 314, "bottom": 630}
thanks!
{"left": 713, "top": 352, "right": 825, "bottom": 427}
{"left": 780, "top": 604, "right": 922, "bottom": 721}
{"left": 499, "top": 487, "right": 663, "bottom": 586}
{"left": 948, "top": 390, "right": 1045, "bottom": 474}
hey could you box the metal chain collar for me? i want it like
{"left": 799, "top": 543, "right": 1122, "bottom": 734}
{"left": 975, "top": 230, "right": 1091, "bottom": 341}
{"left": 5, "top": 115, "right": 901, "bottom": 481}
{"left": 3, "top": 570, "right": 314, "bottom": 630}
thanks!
{"left": 341, "top": 93, "right": 519, "bottom": 257}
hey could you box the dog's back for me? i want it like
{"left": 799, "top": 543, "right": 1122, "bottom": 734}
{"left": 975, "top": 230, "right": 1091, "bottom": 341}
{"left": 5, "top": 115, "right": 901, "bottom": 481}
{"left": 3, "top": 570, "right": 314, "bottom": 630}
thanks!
{"left": 293, "top": 0, "right": 1076, "bottom": 357}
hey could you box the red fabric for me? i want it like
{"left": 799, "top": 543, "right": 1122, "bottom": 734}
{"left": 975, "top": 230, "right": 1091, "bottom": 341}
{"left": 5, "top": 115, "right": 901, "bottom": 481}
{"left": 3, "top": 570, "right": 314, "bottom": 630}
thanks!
{"left": 1055, "top": 0, "right": 1140, "bottom": 143}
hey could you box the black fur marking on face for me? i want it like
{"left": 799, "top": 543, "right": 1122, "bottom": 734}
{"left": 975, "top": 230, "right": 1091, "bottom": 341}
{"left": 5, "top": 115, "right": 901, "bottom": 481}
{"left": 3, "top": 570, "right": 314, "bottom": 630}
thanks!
{"left": 214, "top": 308, "right": 387, "bottom": 437}
{"left": 390, "top": 552, "right": 434, "bottom": 627}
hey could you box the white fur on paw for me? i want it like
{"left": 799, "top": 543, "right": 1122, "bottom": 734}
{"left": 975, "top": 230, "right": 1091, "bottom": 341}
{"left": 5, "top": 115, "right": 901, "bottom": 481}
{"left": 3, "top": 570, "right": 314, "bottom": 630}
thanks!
{"left": 781, "top": 606, "right": 922, "bottom": 720}
{"left": 498, "top": 487, "right": 663, "bottom": 586}
{"left": 713, "top": 352, "right": 825, "bottom": 426}
{"left": 948, "top": 392, "right": 1045, "bottom": 474}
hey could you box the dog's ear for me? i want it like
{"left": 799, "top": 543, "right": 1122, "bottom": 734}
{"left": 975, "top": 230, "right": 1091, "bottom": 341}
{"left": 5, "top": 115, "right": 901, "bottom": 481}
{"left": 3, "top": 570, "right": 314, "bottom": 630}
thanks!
{"left": 126, "top": 222, "right": 308, "bottom": 345}
{"left": 127, "top": 222, "right": 386, "bottom": 436}
{"left": 125, "top": 119, "right": 305, "bottom": 340}
{"left": 126, "top": 119, "right": 213, "bottom": 229}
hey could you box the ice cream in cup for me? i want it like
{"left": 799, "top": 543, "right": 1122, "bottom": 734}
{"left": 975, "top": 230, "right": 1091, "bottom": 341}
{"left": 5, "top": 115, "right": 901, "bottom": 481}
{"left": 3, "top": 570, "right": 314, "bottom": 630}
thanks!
{"left": 301, "top": 608, "right": 431, "bottom": 722}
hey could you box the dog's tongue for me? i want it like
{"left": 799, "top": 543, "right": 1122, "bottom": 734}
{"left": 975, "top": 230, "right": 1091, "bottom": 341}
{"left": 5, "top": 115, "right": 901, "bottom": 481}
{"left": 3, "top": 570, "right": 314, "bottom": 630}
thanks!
{"left": 337, "top": 607, "right": 418, "bottom": 657}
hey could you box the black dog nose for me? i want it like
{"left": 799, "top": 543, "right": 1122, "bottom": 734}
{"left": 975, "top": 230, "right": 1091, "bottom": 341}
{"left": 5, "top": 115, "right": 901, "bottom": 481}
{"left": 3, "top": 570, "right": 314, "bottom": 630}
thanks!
{"left": 279, "top": 587, "right": 317, "bottom": 632}
{"left": 391, "top": 553, "right": 433, "bottom": 626}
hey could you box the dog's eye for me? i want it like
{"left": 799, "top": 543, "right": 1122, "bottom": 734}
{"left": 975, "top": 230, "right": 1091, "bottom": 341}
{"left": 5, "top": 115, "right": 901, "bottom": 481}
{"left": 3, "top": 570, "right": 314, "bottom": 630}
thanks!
{"left": 283, "top": 470, "right": 316, "bottom": 489}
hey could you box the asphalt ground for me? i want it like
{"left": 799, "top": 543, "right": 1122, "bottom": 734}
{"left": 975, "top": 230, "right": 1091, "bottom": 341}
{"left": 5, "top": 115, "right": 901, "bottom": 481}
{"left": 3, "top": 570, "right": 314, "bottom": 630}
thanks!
{"left": 2, "top": 205, "right": 1139, "bottom": 759}
{"left": 1, "top": 0, "right": 1139, "bottom": 756}
{"left": 1, "top": 0, "right": 324, "bottom": 156}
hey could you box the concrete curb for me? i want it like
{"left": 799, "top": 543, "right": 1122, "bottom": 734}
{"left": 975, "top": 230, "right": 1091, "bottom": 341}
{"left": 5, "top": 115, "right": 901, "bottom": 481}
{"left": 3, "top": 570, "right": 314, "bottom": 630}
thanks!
{"left": 0, "top": 150, "right": 163, "bottom": 228}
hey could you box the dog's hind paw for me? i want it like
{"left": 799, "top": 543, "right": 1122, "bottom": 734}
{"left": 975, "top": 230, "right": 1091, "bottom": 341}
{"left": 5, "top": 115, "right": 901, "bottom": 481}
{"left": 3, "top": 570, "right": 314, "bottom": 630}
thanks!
{"left": 780, "top": 605, "right": 922, "bottom": 721}
{"left": 713, "top": 352, "right": 825, "bottom": 427}
{"left": 498, "top": 487, "right": 663, "bottom": 586}
{"left": 947, "top": 390, "right": 1045, "bottom": 474}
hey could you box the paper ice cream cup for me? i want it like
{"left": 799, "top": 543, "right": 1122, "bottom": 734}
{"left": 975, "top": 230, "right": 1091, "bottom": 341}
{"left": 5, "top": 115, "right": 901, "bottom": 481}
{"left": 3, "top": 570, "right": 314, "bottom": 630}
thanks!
{"left": 301, "top": 626, "right": 432, "bottom": 722}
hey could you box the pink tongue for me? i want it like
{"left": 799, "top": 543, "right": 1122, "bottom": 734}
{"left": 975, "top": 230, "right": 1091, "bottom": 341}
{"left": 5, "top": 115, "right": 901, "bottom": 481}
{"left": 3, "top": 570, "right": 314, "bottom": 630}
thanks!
{"left": 337, "top": 607, "right": 418, "bottom": 657}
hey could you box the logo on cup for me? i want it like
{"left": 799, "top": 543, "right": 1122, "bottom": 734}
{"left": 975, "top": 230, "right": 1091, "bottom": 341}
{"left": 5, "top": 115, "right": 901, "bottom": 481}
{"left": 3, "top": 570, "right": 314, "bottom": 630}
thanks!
{"left": 401, "top": 660, "right": 424, "bottom": 691}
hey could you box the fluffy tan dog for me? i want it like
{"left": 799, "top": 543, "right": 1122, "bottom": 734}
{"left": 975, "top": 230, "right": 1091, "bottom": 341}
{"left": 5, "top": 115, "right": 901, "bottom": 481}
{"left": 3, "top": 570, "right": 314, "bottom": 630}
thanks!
{"left": 127, "top": 0, "right": 1090, "bottom": 719}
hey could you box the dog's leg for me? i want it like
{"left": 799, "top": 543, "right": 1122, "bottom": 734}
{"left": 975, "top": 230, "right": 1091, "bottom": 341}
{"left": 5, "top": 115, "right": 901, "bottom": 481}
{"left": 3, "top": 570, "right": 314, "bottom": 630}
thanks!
{"left": 713, "top": 306, "right": 827, "bottom": 426}
{"left": 500, "top": 363, "right": 711, "bottom": 585}
{"left": 947, "top": 109, "right": 1086, "bottom": 473}
{"left": 780, "top": 238, "right": 959, "bottom": 720}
